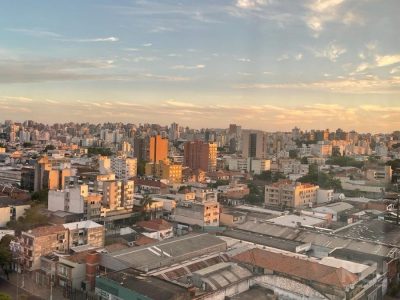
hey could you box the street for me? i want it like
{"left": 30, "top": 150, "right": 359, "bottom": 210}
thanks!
{"left": 0, "top": 277, "right": 42, "bottom": 300}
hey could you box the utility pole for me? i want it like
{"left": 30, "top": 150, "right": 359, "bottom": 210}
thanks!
{"left": 397, "top": 184, "right": 400, "bottom": 225}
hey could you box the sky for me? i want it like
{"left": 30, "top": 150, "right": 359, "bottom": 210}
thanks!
{"left": 0, "top": 0, "right": 399, "bottom": 132}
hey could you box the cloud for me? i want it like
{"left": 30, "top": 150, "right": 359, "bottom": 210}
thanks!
{"left": 236, "top": 0, "right": 269, "bottom": 9}
{"left": 149, "top": 26, "right": 174, "bottom": 33}
{"left": 142, "top": 43, "right": 153, "bottom": 47}
{"left": 164, "top": 100, "right": 199, "bottom": 108}
{"left": 277, "top": 54, "right": 290, "bottom": 61}
{"left": 295, "top": 53, "right": 303, "bottom": 61}
{"left": 314, "top": 43, "right": 346, "bottom": 62}
{"left": 131, "top": 56, "right": 158, "bottom": 63}
{"left": 6, "top": 28, "right": 61, "bottom": 38}
{"left": 304, "top": 0, "right": 361, "bottom": 36}
{"left": 2, "top": 96, "right": 33, "bottom": 102}
{"left": 277, "top": 53, "right": 303, "bottom": 61}
{"left": 375, "top": 55, "right": 400, "bottom": 67}
{"left": 171, "top": 64, "right": 205, "bottom": 70}
{"left": 237, "top": 58, "right": 251, "bottom": 62}
{"left": 58, "top": 36, "right": 119, "bottom": 42}
{"left": 0, "top": 58, "right": 191, "bottom": 83}
{"left": 235, "top": 76, "right": 400, "bottom": 94}
{"left": 123, "top": 48, "right": 140, "bottom": 52}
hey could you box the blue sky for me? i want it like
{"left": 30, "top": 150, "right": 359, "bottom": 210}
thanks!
{"left": 0, "top": 0, "right": 399, "bottom": 132}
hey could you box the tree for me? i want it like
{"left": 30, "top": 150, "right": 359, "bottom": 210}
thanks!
{"left": 23, "top": 142, "right": 32, "bottom": 147}
{"left": 31, "top": 189, "right": 49, "bottom": 205}
{"left": 7, "top": 205, "right": 49, "bottom": 235}
{"left": 137, "top": 160, "right": 147, "bottom": 176}
{"left": 301, "top": 157, "right": 309, "bottom": 164}
{"left": 289, "top": 149, "right": 299, "bottom": 159}
{"left": 87, "top": 147, "right": 112, "bottom": 157}
{"left": 387, "top": 159, "right": 400, "bottom": 171}
{"left": 136, "top": 194, "right": 155, "bottom": 220}
{"left": 0, "top": 293, "right": 11, "bottom": 300}
{"left": 298, "top": 164, "right": 342, "bottom": 190}
{"left": 0, "top": 235, "right": 14, "bottom": 280}
{"left": 44, "top": 145, "right": 56, "bottom": 152}
{"left": 326, "top": 156, "right": 364, "bottom": 168}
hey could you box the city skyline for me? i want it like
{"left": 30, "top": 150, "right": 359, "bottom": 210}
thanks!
{"left": 1, "top": 0, "right": 399, "bottom": 132}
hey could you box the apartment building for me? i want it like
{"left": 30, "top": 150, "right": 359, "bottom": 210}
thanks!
{"left": 102, "top": 180, "right": 134, "bottom": 210}
{"left": 145, "top": 160, "right": 182, "bottom": 183}
{"left": 184, "top": 141, "right": 217, "bottom": 172}
{"left": 0, "top": 198, "right": 30, "bottom": 227}
{"left": 48, "top": 184, "right": 102, "bottom": 221}
{"left": 110, "top": 156, "right": 137, "bottom": 180}
{"left": 149, "top": 134, "right": 168, "bottom": 163}
{"left": 265, "top": 180, "right": 319, "bottom": 208}
{"left": 20, "top": 225, "right": 69, "bottom": 271}
{"left": 34, "top": 155, "right": 74, "bottom": 192}
{"left": 20, "top": 221, "right": 104, "bottom": 271}
{"left": 172, "top": 201, "right": 220, "bottom": 227}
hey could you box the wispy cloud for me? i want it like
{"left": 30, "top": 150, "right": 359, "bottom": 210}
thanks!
{"left": 235, "top": 76, "right": 400, "bottom": 94}
{"left": 313, "top": 42, "right": 346, "bottom": 62}
{"left": 58, "top": 36, "right": 119, "bottom": 42}
{"left": 236, "top": 57, "right": 251, "bottom": 62}
{"left": 149, "top": 26, "right": 174, "bottom": 33}
{"left": 6, "top": 28, "right": 61, "bottom": 38}
{"left": 235, "top": 0, "right": 270, "bottom": 9}
{"left": 171, "top": 64, "right": 205, "bottom": 70}
{"left": 142, "top": 43, "right": 152, "bottom": 47}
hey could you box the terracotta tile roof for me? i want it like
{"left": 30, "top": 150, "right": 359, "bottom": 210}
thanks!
{"left": 137, "top": 219, "right": 172, "bottom": 231}
{"left": 134, "top": 235, "right": 157, "bottom": 246}
{"left": 105, "top": 242, "right": 130, "bottom": 253}
{"left": 232, "top": 248, "right": 358, "bottom": 289}
{"left": 64, "top": 251, "right": 90, "bottom": 264}
{"left": 25, "top": 224, "right": 66, "bottom": 237}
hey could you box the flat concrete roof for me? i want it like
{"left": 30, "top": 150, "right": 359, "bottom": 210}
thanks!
{"left": 110, "top": 233, "right": 227, "bottom": 271}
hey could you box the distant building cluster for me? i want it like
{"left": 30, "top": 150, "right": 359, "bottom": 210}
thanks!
{"left": 1, "top": 119, "right": 400, "bottom": 299}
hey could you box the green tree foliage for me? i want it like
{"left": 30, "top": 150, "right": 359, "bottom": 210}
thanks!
{"left": 0, "top": 293, "right": 11, "bottom": 300}
{"left": 387, "top": 159, "right": 400, "bottom": 171}
{"left": 253, "top": 171, "right": 286, "bottom": 183}
{"left": 289, "top": 149, "right": 299, "bottom": 159}
{"left": 0, "top": 235, "right": 14, "bottom": 280}
{"left": 22, "top": 142, "right": 32, "bottom": 147}
{"left": 297, "top": 164, "right": 342, "bottom": 190}
{"left": 7, "top": 205, "right": 49, "bottom": 235}
{"left": 87, "top": 147, "right": 113, "bottom": 157}
{"left": 300, "top": 157, "right": 309, "bottom": 164}
{"left": 137, "top": 160, "right": 147, "bottom": 176}
{"left": 244, "top": 182, "right": 264, "bottom": 205}
{"left": 208, "top": 180, "right": 229, "bottom": 188}
{"left": 326, "top": 156, "right": 364, "bottom": 168}
{"left": 31, "top": 189, "right": 48, "bottom": 205}
{"left": 44, "top": 144, "right": 56, "bottom": 152}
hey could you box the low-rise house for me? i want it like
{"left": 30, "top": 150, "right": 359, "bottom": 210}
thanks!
{"left": 136, "top": 219, "right": 173, "bottom": 240}
{"left": 312, "top": 202, "right": 354, "bottom": 222}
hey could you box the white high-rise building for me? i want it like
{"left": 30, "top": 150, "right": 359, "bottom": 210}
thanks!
{"left": 169, "top": 122, "right": 180, "bottom": 141}
{"left": 111, "top": 156, "right": 137, "bottom": 180}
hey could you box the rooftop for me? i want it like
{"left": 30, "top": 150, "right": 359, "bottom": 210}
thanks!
{"left": 63, "top": 220, "right": 103, "bottom": 230}
{"left": 314, "top": 202, "right": 354, "bottom": 213}
{"left": 237, "top": 220, "right": 395, "bottom": 257}
{"left": 336, "top": 219, "right": 400, "bottom": 245}
{"left": 136, "top": 219, "right": 172, "bottom": 231}
{"left": 98, "top": 269, "right": 190, "bottom": 300}
{"left": 25, "top": 224, "right": 66, "bottom": 237}
{"left": 109, "top": 233, "right": 226, "bottom": 271}
{"left": 266, "top": 215, "right": 326, "bottom": 228}
{"left": 233, "top": 248, "right": 359, "bottom": 289}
